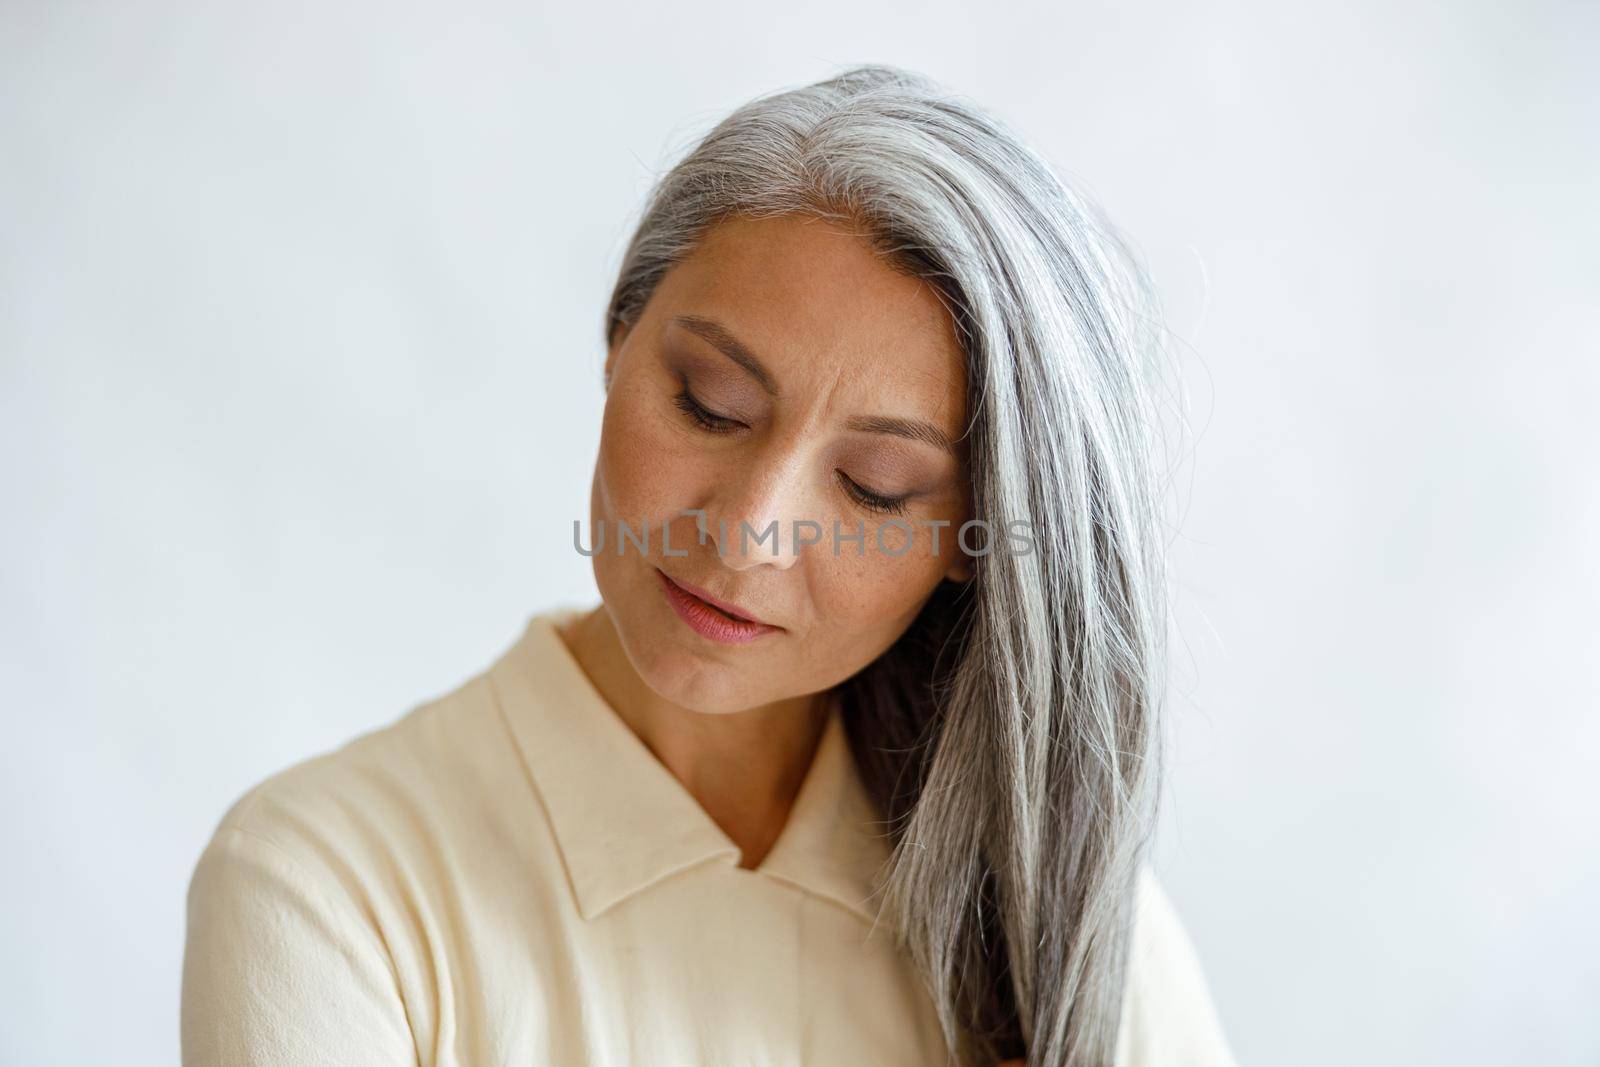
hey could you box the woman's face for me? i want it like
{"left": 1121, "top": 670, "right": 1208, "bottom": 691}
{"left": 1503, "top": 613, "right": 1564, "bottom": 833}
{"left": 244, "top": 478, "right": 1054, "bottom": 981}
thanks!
{"left": 589, "top": 212, "right": 972, "bottom": 714}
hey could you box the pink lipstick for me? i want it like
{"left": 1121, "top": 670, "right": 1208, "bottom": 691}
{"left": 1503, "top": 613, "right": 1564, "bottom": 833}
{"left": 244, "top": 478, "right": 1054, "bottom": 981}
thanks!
{"left": 656, "top": 568, "right": 780, "bottom": 645}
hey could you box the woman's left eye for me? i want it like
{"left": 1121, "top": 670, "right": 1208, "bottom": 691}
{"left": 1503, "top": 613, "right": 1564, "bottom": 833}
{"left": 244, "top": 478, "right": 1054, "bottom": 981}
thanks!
{"left": 838, "top": 471, "right": 911, "bottom": 517}
{"left": 672, "top": 387, "right": 743, "bottom": 434}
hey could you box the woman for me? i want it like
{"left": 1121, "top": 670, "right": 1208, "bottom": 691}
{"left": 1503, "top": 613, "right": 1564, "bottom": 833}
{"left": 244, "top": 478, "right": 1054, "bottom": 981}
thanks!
{"left": 182, "top": 65, "right": 1236, "bottom": 1066}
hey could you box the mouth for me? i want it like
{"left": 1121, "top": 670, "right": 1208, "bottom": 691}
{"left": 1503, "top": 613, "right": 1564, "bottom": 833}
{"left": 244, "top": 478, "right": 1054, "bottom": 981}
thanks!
{"left": 655, "top": 568, "right": 781, "bottom": 645}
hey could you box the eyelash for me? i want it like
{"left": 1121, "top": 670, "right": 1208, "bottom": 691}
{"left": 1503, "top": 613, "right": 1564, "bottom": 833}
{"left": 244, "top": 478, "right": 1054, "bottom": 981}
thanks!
{"left": 672, "top": 387, "right": 740, "bottom": 434}
{"left": 838, "top": 472, "right": 911, "bottom": 517}
{"left": 671, "top": 387, "right": 912, "bottom": 517}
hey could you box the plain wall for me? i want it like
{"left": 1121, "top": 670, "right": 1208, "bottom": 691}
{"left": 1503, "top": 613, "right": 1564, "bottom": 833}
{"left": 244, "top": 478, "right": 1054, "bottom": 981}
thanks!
{"left": 3, "top": 2, "right": 1596, "bottom": 1063}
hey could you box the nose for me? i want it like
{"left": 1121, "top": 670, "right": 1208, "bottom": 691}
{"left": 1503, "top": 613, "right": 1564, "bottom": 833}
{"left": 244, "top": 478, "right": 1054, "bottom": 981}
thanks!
{"left": 709, "top": 450, "right": 814, "bottom": 572}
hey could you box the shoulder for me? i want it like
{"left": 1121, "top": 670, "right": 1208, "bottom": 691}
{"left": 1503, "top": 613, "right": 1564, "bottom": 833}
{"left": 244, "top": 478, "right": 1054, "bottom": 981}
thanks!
{"left": 181, "top": 636, "right": 562, "bottom": 1063}
{"left": 1116, "top": 867, "right": 1239, "bottom": 1067}
{"left": 190, "top": 667, "right": 514, "bottom": 906}
{"left": 179, "top": 681, "right": 508, "bottom": 1066}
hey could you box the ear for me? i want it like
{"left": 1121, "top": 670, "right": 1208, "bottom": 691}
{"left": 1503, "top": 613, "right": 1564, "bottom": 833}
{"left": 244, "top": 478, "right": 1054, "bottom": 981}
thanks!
{"left": 604, "top": 319, "right": 634, "bottom": 391}
{"left": 944, "top": 498, "right": 976, "bottom": 584}
{"left": 944, "top": 557, "right": 973, "bottom": 584}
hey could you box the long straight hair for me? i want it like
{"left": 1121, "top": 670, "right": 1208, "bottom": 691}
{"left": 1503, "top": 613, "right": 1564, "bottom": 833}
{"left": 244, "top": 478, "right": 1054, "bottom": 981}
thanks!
{"left": 602, "top": 65, "right": 1174, "bottom": 1067}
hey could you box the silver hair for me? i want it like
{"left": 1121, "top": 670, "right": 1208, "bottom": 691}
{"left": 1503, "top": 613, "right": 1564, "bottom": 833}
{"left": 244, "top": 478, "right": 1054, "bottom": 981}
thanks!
{"left": 603, "top": 65, "right": 1175, "bottom": 1067}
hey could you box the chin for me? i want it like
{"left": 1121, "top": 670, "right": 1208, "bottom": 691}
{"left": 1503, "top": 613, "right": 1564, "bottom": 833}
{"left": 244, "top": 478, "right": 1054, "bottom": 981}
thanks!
{"left": 640, "top": 638, "right": 761, "bottom": 715}
{"left": 601, "top": 591, "right": 749, "bottom": 716}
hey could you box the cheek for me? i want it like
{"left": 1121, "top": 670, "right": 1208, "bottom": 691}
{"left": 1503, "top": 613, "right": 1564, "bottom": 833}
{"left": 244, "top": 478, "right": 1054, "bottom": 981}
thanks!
{"left": 802, "top": 525, "right": 955, "bottom": 656}
{"left": 595, "top": 391, "right": 705, "bottom": 523}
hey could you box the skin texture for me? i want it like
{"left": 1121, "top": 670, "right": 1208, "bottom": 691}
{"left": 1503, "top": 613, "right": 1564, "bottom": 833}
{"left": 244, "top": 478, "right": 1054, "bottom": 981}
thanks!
{"left": 558, "top": 212, "right": 974, "bottom": 873}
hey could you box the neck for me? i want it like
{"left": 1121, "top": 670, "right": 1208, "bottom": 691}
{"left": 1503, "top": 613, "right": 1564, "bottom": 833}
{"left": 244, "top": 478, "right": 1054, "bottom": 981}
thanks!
{"left": 554, "top": 604, "right": 832, "bottom": 869}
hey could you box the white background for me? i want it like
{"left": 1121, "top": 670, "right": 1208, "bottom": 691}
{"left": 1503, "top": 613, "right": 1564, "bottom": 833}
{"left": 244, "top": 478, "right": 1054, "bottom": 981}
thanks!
{"left": 4, "top": 3, "right": 1596, "bottom": 1064}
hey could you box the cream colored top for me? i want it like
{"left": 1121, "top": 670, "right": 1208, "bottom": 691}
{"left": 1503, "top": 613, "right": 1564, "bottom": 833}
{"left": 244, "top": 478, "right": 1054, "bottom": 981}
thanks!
{"left": 182, "top": 604, "right": 1237, "bottom": 1066}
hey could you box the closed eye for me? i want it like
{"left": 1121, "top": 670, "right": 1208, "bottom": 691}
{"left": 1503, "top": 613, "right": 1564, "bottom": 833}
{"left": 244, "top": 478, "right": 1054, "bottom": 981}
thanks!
{"left": 674, "top": 384, "right": 912, "bottom": 516}
{"left": 837, "top": 471, "right": 911, "bottom": 516}
{"left": 672, "top": 387, "right": 744, "bottom": 434}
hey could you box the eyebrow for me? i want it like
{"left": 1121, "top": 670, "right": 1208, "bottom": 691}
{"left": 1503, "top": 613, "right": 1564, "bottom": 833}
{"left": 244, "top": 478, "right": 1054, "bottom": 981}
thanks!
{"left": 671, "top": 313, "right": 959, "bottom": 457}
{"left": 673, "top": 315, "right": 779, "bottom": 396}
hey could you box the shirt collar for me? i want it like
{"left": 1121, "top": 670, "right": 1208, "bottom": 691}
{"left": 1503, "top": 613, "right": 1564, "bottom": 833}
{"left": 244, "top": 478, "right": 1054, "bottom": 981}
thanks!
{"left": 487, "top": 605, "right": 891, "bottom": 925}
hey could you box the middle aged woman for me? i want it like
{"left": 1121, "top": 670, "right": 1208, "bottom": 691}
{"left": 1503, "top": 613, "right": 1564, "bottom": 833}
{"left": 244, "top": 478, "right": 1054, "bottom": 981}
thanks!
{"left": 181, "top": 64, "right": 1237, "bottom": 1067}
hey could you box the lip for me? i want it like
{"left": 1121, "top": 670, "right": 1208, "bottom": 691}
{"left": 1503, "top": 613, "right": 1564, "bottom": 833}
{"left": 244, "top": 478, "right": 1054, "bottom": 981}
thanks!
{"left": 656, "top": 568, "right": 781, "bottom": 645}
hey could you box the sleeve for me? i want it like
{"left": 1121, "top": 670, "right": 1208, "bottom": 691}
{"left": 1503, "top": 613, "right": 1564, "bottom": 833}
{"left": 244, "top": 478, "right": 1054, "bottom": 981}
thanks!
{"left": 180, "top": 825, "right": 419, "bottom": 1067}
{"left": 1116, "top": 868, "right": 1239, "bottom": 1067}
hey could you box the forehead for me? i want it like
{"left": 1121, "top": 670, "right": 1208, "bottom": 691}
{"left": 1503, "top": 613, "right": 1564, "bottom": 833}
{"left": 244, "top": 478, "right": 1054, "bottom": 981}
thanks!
{"left": 649, "top": 213, "right": 968, "bottom": 417}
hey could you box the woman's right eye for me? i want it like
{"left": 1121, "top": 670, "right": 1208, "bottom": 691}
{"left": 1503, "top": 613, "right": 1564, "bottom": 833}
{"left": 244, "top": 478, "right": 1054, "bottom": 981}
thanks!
{"left": 672, "top": 387, "right": 743, "bottom": 434}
